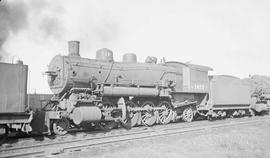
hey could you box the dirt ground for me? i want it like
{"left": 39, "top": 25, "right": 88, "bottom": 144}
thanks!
{"left": 57, "top": 119, "right": 270, "bottom": 158}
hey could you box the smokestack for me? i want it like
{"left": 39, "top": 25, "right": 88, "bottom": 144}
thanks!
{"left": 68, "top": 41, "right": 80, "bottom": 57}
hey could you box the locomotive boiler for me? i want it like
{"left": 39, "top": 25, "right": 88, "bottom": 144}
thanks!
{"left": 45, "top": 41, "right": 212, "bottom": 135}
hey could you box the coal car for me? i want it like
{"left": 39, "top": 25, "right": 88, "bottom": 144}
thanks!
{"left": 197, "top": 75, "right": 252, "bottom": 119}
{"left": 0, "top": 62, "right": 32, "bottom": 134}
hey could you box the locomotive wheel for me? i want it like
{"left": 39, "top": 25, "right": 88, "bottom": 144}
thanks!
{"left": 141, "top": 101, "right": 157, "bottom": 126}
{"left": 125, "top": 101, "right": 140, "bottom": 127}
{"left": 182, "top": 106, "right": 194, "bottom": 122}
{"left": 157, "top": 101, "right": 173, "bottom": 124}
{"left": 52, "top": 118, "right": 69, "bottom": 135}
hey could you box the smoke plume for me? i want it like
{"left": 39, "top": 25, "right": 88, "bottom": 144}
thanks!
{"left": 29, "top": 0, "right": 65, "bottom": 40}
{"left": 0, "top": 0, "right": 65, "bottom": 61}
{"left": 0, "top": 0, "right": 28, "bottom": 60}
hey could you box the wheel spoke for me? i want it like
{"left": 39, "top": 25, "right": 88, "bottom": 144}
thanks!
{"left": 141, "top": 101, "right": 157, "bottom": 126}
{"left": 182, "top": 107, "right": 194, "bottom": 122}
{"left": 157, "top": 101, "right": 173, "bottom": 124}
{"left": 125, "top": 101, "right": 140, "bottom": 127}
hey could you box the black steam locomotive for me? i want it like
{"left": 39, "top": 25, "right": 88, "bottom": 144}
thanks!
{"left": 42, "top": 41, "right": 269, "bottom": 135}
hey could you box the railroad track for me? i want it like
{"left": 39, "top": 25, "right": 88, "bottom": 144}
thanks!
{"left": 0, "top": 117, "right": 231, "bottom": 148}
{"left": 0, "top": 116, "right": 269, "bottom": 158}
{"left": 0, "top": 116, "right": 257, "bottom": 146}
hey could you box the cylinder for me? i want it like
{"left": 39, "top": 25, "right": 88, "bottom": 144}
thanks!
{"left": 122, "top": 53, "right": 137, "bottom": 63}
{"left": 103, "top": 86, "right": 159, "bottom": 96}
{"left": 68, "top": 41, "right": 80, "bottom": 57}
{"left": 96, "top": 48, "right": 114, "bottom": 62}
{"left": 72, "top": 106, "right": 102, "bottom": 125}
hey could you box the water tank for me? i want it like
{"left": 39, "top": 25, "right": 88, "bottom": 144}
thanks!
{"left": 96, "top": 48, "right": 114, "bottom": 62}
{"left": 122, "top": 53, "right": 137, "bottom": 63}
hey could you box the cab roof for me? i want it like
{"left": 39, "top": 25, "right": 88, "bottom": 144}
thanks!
{"left": 166, "top": 61, "right": 213, "bottom": 71}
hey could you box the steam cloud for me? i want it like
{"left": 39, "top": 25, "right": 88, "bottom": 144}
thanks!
{"left": 0, "top": 0, "right": 118, "bottom": 61}
{"left": 0, "top": 1, "right": 28, "bottom": 60}
{"left": 0, "top": 0, "right": 64, "bottom": 61}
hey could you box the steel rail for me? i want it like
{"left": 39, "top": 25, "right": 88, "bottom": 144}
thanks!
{"left": 0, "top": 116, "right": 269, "bottom": 158}
{"left": 0, "top": 115, "right": 262, "bottom": 146}
{"left": 1, "top": 116, "right": 261, "bottom": 152}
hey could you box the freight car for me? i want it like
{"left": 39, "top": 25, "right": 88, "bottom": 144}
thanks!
{"left": 0, "top": 62, "right": 32, "bottom": 135}
{"left": 43, "top": 41, "right": 212, "bottom": 135}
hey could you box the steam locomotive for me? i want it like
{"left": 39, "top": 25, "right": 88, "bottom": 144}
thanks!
{"left": 42, "top": 41, "right": 269, "bottom": 135}
{"left": 41, "top": 41, "right": 210, "bottom": 134}
{"left": 1, "top": 41, "right": 269, "bottom": 136}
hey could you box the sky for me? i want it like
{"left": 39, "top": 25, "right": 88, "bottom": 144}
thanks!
{"left": 0, "top": 0, "right": 270, "bottom": 94}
